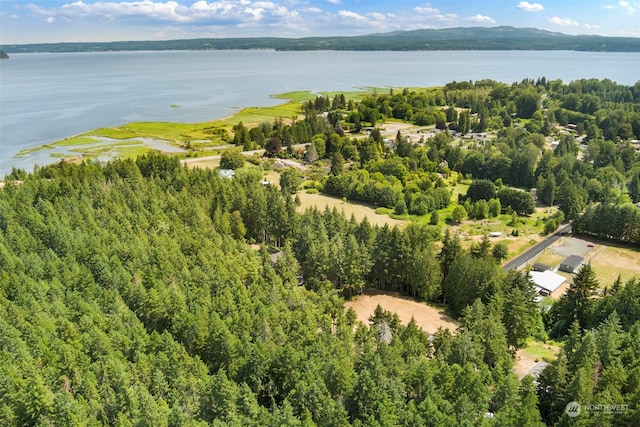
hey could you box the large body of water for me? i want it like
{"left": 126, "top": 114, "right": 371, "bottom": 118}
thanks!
{"left": 1, "top": 49, "right": 639, "bottom": 176}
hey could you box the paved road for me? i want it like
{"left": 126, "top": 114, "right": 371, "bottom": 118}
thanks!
{"left": 503, "top": 223, "right": 572, "bottom": 271}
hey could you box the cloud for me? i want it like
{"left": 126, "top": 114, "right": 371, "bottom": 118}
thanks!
{"left": 336, "top": 9, "right": 389, "bottom": 28}
{"left": 327, "top": 0, "right": 341, "bottom": 4}
{"left": 25, "top": 1, "right": 301, "bottom": 25}
{"left": 584, "top": 23, "right": 600, "bottom": 29}
{"left": 548, "top": 16, "right": 579, "bottom": 26}
{"left": 466, "top": 14, "right": 496, "bottom": 24}
{"left": 517, "top": 2, "right": 544, "bottom": 12}
{"left": 619, "top": 30, "right": 640, "bottom": 36}
{"left": 337, "top": 9, "right": 366, "bottom": 22}
{"left": 621, "top": 1, "right": 637, "bottom": 13}
{"left": 603, "top": 1, "right": 637, "bottom": 13}
{"left": 413, "top": 5, "right": 458, "bottom": 22}
{"left": 413, "top": 6, "right": 440, "bottom": 15}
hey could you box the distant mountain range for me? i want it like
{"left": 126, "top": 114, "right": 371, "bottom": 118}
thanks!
{"left": 2, "top": 26, "right": 640, "bottom": 53}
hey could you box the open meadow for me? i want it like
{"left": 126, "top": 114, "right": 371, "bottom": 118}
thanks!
{"left": 588, "top": 244, "right": 640, "bottom": 286}
{"left": 296, "top": 191, "right": 407, "bottom": 228}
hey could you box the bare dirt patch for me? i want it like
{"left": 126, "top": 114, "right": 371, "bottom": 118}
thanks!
{"left": 181, "top": 155, "right": 221, "bottom": 169}
{"left": 379, "top": 122, "right": 417, "bottom": 137}
{"left": 296, "top": 191, "right": 407, "bottom": 228}
{"left": 550, "top": 282, "right": 571, "bottom": 299}
{"left": 344, "top": 288, "right": 457, "bottom": 335}
{"left": 513, "top": 350, "right": 539, "bottom": 379}
{"left": 514, "top": 341, "right": 560, "bottom": 379}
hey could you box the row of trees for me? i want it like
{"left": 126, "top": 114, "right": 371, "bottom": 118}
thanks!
{"left": 573, "top": 203, "right": 640, "bottom": 245}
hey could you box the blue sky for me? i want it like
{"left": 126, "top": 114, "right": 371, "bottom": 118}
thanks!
{"left": 1, "top": 1, "right": 639, "bottom": 44}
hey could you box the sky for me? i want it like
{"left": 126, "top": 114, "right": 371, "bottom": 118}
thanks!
{"left": 1, "top": 0, "right": 639, "bottom": 44}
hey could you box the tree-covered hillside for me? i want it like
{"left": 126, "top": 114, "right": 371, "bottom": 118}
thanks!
{"left": 3, "top": 26, "right": 640, "bottom": 53}
{"left": 2, "top": 152, "right": 640, "bottom": 425}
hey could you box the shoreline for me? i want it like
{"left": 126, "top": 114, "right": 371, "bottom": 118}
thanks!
{"left": 8, "top": 89, "right": 347, "bottom": 169}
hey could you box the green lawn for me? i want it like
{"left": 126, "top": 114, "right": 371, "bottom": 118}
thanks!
{"left": 226, "top": 103, "right": 302, "bottom": 125}
{"left": 54, "top": 136, "right": 102, "bottom": 147}
{"left": 521, "top": 339, "right": 562, "bottom": 363}
{"left": 272, "top": 91, "right": 318, "bottom": 102}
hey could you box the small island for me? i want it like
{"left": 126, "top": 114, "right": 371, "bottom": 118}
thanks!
{"left": 0, "top": 50, "right": 9, "bottom": 59}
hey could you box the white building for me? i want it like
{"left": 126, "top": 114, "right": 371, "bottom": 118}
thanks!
{"left": 530, "top": 270, "right": 567, "bottom": 297}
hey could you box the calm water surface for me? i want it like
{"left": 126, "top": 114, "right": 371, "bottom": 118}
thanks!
{"left": 1, "top": 50, "right": 638, "bottom": 175}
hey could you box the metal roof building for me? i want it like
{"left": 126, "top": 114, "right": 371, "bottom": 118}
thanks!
{"left": 530, "top": 270, "right": 567, "bottom": 296}
{"left": 559, "top": 255, "right": 584, "bottom": 274}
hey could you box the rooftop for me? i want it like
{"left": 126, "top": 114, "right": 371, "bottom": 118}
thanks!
{"left": 561, "top": 255, "right": 584, "bottom": 269}
{"left": 530, "top": 270, "right": 567, "bottom": 293}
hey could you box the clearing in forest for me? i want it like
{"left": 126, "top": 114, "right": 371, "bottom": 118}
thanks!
{"left": 296, "top": 191, "right": 407, "bottom": 228}
{"left": 344, "top": 288, "right": 457, "bottom": 335}
{"left": 589, "top": 244, "right": 640, "bottom": 286}
{"left": 514, "top": 340, "right": 561, "bottom": 379}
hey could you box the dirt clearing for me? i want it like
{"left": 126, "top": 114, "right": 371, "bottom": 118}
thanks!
{"left": 182, "top": 155, "right": 221, "bottom": 169}
{"left": 514, "top": 341, "right": 560, "bottom": 379}
{"left": 344, "top": 288, "right": 457, "bottom": 335}
{"left": 297, "top": 191, "right": 407, "bottom": 228}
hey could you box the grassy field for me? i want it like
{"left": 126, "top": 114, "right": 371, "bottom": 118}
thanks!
{"left": 52, "top": 136, "right": 102, "bottom": 147}
{"left": 587, "top": 243, "right": 640, "bottom": 286}
{"left": 182, "top": 156, "right": 221, "bottom": 169}
{"left": 224, "top": 102, "right": 303, "bottom": 126}
{"left": 534, "top": 251, "right": 565, "bottom": 267}
{"left": 296, "top": 191, "right": 407, "bottom": 228}
{"left": 449, "top": 182, "right": 470, "bottom": 202}
{"left": 446, "top": 206, "right": 552, "bottom": 258}
{"left": 521, "top": 340, "right": 562, "bottom": 362}
{"left": 272, "top": 91, "right": 318, "bottom": 102}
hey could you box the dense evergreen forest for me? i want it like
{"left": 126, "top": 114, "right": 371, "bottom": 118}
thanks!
{"left": 3, "top": 26, "right": 640, "bottom": 53}
{"left": 2, "top": 77, "right": 640, "bottom": 425}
